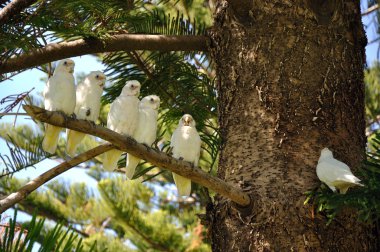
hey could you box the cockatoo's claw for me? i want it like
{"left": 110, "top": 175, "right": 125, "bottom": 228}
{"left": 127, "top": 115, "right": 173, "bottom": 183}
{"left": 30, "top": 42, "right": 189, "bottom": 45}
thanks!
{"left": 178, "top": 157, "right": 184, "bottom": 161}
{"left": 70, "top": 113, "right": 77, "bottom": 119}
{"left": 166, "top": 146, "right": 173, "bottom": 155}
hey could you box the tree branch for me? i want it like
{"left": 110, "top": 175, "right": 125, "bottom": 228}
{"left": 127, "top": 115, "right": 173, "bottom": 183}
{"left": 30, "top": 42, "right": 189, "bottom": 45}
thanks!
{"left": 362, "top": 4, "right": 380, "bottom": 16}
{"left": 0, "top": 0, "right": 37, "bottom": 25}
{"left": 0, "top": 143, "right": 113, "bottom": 213}
{"left": 23, "top": 105, "right": 251, "bottom": 207}
{"left": 0, "top": 34, "right": 209, "bottom": 74}
{"left": 0, "top": 112, "right": 28, "bottom": 116}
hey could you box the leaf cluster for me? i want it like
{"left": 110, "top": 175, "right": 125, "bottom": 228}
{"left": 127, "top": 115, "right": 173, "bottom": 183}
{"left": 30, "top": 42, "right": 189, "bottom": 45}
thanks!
{"left": 0, "top": 209, "right": 95, "bottom": 252}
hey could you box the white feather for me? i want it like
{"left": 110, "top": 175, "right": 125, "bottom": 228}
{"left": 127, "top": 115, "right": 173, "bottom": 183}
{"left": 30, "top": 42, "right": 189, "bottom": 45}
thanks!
{"left": 42, "top": 59, "right": 76, "bottom": 154}
{"left": 103, "top": 80, "right": 140, "bottom": 171}
{"left": 66, "top": 71, "right": 105, "bottom": 157}
{"left": 316, "top": 148, "right": 363, "bottom": 194}
{"left": 125, "top": 95, "right": 160, "bottom": 179}
{"left": 170, "top": 114, "right": 201, "bottom": 196}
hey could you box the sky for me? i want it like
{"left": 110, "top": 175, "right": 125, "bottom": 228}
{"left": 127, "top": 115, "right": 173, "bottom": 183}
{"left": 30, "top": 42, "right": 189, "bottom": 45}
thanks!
{"left": 0, "top": 0, "right": 379, "bottom": 238}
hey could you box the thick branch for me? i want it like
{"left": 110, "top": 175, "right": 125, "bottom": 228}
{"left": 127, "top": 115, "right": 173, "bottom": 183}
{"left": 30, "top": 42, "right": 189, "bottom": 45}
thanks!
{"left": 0, "top": 0, "right": 37, "bottom": 25}
{"left": 0, "top": 144, "right": 113, "bottom": 213}
{"left": 0, "top": 34, "right": 209, "bottom": 74}
{"left": 23, "top": 105, "right": 251, "bottom": 207}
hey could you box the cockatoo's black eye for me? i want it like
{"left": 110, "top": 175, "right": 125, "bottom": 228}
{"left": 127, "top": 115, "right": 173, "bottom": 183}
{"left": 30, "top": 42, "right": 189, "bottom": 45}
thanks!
{"left": 150, "top": 98, "right": 154, "bottom": 102}
{"left": 63, "top": 61, "right": 67, "bottom": 65}
{"left": 131, "top": 84, "right": 135, "bottom": 88}
{"left": 96, "top": 75, "right": 99, "bottom": 79}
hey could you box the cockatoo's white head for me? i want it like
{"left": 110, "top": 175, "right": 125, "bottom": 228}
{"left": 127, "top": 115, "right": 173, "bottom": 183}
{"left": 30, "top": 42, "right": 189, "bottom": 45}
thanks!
{"left": 87, "top": 71, "right": 106, "bottom": 89}
{"left": 180, "top": 114, "right": 196, "bottom": 127}
{"left": 121, "top": 80, "right": 141, "bottom": 96}
{"left": 140, "top": 95, "right": 160, "bottom": 110}
{"left": 56, "top": 59, "right": 75, "bottom": 74}
{"left": 320, "top": 148, "right": 333, "bottom": 158}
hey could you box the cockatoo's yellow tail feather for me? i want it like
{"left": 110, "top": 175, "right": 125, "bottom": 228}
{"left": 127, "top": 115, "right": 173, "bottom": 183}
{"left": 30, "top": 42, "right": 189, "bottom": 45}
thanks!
{"left": 42, "top": 125, "right": 61, "bottom": 154}
{"left": 173, "top": 173, "right": 191, "bottom": 196}
{"left": 66, "top": 130, "right": 85, "bottom": 157}
{"left": 103, "top": 149, "right": 123, "bottom": 171}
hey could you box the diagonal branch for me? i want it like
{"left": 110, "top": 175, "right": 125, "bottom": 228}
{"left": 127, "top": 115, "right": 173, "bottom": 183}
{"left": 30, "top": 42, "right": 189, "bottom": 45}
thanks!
{"left": 0, "top": 34, "right": 209, "bottom": 75}
{"left": 0, "top": 143, "right": 113, "bottom": 213}
{"left": 23, "top": 105, "right": 251, "bottom": 207}
{"left": 361, "top": 4, "right": 380, "bottom": 16}
{"left": 0, "top": 0, "right": 37, "bottom": 25}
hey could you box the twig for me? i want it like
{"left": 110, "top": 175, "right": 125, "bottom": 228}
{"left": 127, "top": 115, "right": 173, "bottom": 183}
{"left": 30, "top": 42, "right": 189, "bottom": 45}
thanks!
{"left": 0, "top": 144, "right": 113, "bottom": 213}
{"left": 0, "top": 0, "right": 37, "bottom": 25}
{"left": 23, "top": 105, "right": 251, "bottom": 207}
{"left": 361, "top": 4, "right": 380, "bottom": 16}
{"left": 0, "top": 34, "right": 209, "bottom": 74}
{"left": 0, "top": 113, "right": 28, "bottom": 116}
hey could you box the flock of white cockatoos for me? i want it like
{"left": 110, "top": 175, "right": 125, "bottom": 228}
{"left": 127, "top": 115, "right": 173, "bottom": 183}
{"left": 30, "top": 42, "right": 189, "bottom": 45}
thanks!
{"left": 42, "top": 59, "right": 363, "bottom": 197}
{"left": 42, "top": 59, "right": 200, "bottom": 196}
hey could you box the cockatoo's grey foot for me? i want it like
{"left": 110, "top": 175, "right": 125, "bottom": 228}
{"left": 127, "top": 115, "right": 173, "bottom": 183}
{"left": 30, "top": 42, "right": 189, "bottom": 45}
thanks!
{"left": 178, "top": 157, "right": 184, "bottom": 161}
{"left": 152, "top": 139, "right": 160, "bottom": 150}
{"left": 70, "top": 113, "right": 77, "bottom": 119}
{"left": 166, "top": 146, "right": 173, "bottom": 155}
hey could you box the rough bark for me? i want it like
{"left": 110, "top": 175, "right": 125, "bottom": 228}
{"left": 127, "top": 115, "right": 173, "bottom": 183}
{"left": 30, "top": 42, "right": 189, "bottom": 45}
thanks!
{"left": 208, "top": 0, "right": 377, "bottom": 251}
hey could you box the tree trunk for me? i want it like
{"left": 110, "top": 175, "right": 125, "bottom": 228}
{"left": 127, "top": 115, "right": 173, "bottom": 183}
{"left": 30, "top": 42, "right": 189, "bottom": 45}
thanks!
{"left": 208, "top": 0, "right": 378, "bottom": 250}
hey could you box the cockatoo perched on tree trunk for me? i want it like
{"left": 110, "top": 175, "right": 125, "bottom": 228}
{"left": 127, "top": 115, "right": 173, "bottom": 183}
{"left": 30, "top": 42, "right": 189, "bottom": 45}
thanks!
{"left": 316, "top": 147, "right": 364, "bottom": 194}
{"left": 103, "top": 80, "right": 141, "bottom": 171}
{"left": 42, "top": 59, "right": 76, "bottom": 154}
{"left": 170, "top": 114, "right": 201, "bottom": 196}
{"left": 66, "top": 71, "right": 106, "bottom": 157}
{"left": 125, "top": 95, "right": 160, "bottom": 179}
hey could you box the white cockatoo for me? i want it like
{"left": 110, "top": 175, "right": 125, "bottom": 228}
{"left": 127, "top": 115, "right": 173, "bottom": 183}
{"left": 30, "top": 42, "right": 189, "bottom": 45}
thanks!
{"left": 42, "top": 59, "right": 76, "bottom": 154}
{"left": 316, "top": 148, "right": 364, "bottom": 194}
{"left": 103, "top": 80, "right": 141, "bottom": 171}
{"left": 66, "top": 71, "right": 106, "bottom": 157}
{"left": 170, "top": 114, "right": 201, "bottom": 196}
{"left": 125, "top": 95, "right": 160, "bottom": 179}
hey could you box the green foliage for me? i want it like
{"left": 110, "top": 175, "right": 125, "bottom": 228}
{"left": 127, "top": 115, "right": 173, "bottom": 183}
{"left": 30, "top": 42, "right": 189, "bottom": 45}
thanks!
{"left": 0, "top": 136, "right": 50, "bottom": 178}
{"left": 82, "top": 233, "right": 133, "bottom": 252}
{"left": 0, "top": 209, "right": 94, "bottom": 252}
{"left": 365, "top": 62, "right": 380, "bottom": 125}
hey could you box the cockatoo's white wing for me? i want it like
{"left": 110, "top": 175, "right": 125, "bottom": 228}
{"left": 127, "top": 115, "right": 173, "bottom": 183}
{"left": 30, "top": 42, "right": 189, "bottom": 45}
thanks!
{"left": 125, "top": 96, "right": 159, "bottom": 179}
{"left": 104, "top": 94, "right": 139, "bottom": 171}
{"left": 67, "top": 72, "right": 105, "bottom": 157}
{"left": 317, "top": 156, "right": 363, "bottom": 194}
{"left": 42, "top": 60, "right": 76, "bottom": 154}
{"left": 44, "top": 71, "right": 76, "bottom": 114}
{"left": 170, "top": 116, "right": 201, "bottom": 196}
{"left": 106, "top": 96, "right": 139, "bottom": 135}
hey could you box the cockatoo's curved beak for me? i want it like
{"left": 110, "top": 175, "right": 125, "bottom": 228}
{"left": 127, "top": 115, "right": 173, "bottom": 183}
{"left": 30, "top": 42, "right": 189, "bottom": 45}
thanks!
{"left": 183, "top": 117, "right": 191, "bottom": 126}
